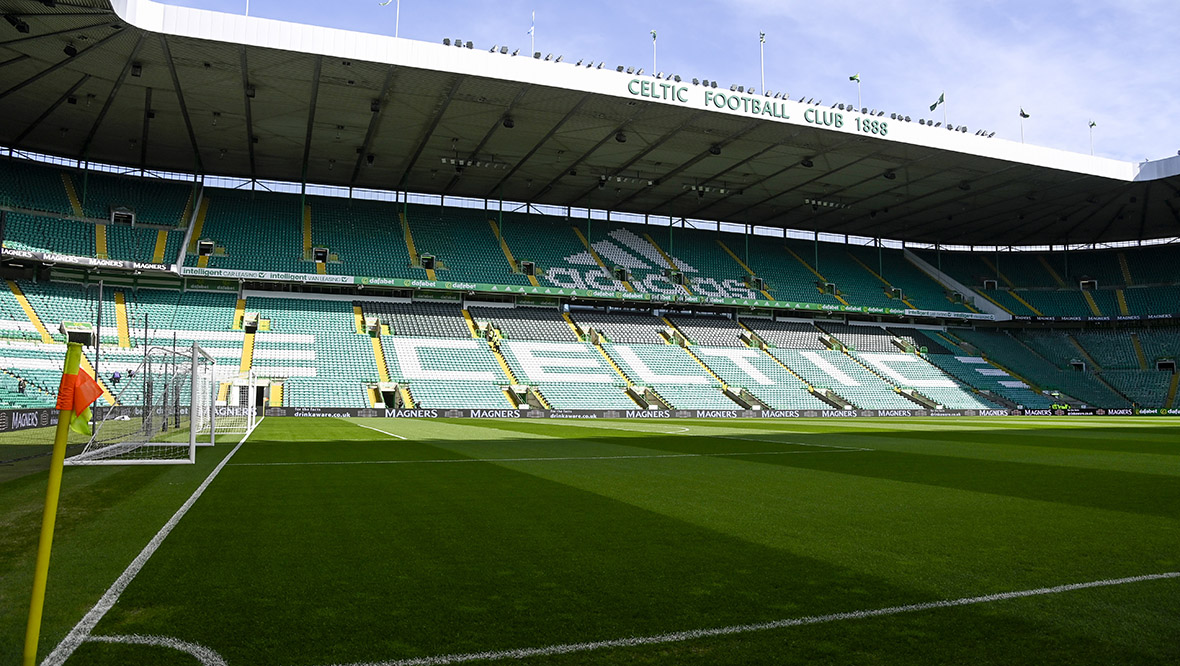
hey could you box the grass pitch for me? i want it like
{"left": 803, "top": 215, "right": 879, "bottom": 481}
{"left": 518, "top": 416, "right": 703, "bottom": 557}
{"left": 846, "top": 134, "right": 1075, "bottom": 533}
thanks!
{"left": 3, "top": 416, "right": 1179, "bottom": 664}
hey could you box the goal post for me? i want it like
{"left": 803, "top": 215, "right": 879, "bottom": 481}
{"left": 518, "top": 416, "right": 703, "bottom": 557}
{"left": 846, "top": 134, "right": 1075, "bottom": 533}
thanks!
{"left": 64, "top": 343, "right": 218, "bottom": 465}
{"left": 209, "top": 367, "right": 258, "bottom": 436}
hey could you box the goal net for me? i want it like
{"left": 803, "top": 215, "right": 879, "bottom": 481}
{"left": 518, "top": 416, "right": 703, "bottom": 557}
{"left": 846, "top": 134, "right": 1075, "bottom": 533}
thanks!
{"left": 65, "top": 344, "right": 217, "bottom": 465}
{"left": 209, "top": 367, "right": 258, "bottom": 436}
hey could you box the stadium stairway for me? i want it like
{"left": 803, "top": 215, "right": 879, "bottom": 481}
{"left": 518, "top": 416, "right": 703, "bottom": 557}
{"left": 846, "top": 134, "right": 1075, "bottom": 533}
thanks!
{"left": 239, "top": 332, "right": 255, "bottom": 374}
{"left": 5, "top": 281, "right": 54, "bottom": 343}
{"left": 1167, "top": 374, "right": 1180, "bottom": 408}
{"left": 842, "top": 351, "right": 938, "bottom": 409}
{"left": 779, "top": 245, "right": 845, "bottom": 306}
{"left": 1067, "top": 335, "right": 1102, "bottom": 370}
{"left": 1118, "top": 252, "right": 1134, "bottom": 285}
{"left": 114, "top": 291, "right": 131, "bottom": 348}
{"left": 715, "top": 240, "right": 776, "bottom": 300}
{"left": 845, "top": 251, "right": 918, "bottom": 309}
{"left": 489, "top": 219, "right": 540, "bottom": 287}
{"left": 1131, "top": 334, "right": 1150, "bottom": 369}
{"left": 1038, "top": 256, "right": 1069, "bottom": 287}
{"left": 1082, "top": 291, "right": 1103, "bottom": 316}
{"left": 399, "top": 211, "right": 433, "bottom": 280}
{"left": 571, "top": 226, "right": 636, "bottom": 292}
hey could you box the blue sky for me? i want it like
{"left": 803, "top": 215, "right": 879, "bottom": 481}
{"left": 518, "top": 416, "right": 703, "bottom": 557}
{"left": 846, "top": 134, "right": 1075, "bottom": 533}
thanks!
{"left": 160, "top": 0, "right": 1180, "bottom": 164}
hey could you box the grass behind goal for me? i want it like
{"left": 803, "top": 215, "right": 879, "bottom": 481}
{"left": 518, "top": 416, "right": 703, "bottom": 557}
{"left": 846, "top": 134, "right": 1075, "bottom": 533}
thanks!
{"left": 4, "top": 417, "right": 1179, "bottom": 665}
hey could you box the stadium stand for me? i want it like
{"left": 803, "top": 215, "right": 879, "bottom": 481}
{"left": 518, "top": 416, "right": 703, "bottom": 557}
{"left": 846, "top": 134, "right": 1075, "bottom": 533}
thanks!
{"left": 666, "top": 314, "right": 746, "bottom": 347}
{"left": 468, "top": 306, "right": 575, "bottom": 342}
{"left": 569, "top": 310, "right": 666, "bottom": 344}
{"left": 816, "top": 322, "right": 897, "bottom": 352}
{"left": 768, "top": 348, "right": 919, "bottom": 410}
{"left": 405, "top": 204, "right": 531, "bottom": 286}
{"left": 741, "top": 319, "right": 827, "bottom": 350}
{"left": 603, "top": 343, "right": 736, "bottom": 409}
{"left": 362, "top": 301, "right": 470, "bottom": 339}
{"left": 690, "top": 347, "right": 830, "bottom": 410}
{"left": 183, "top": 190, "right": 305, "bottom": 273}
{"left": 0, "top": 158, "right": 74, "bottom": 215}
{"left": 307, "top": 195, "right": 413, "bottom": 278}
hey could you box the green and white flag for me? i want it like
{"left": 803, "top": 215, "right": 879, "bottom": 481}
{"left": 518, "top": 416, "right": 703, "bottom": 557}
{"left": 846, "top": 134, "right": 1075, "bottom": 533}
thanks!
{"left": 651, "top": 29, "right": 657, "bottom": 41}
{"left": 1019, "top": 108, "right": 1030, "bottom": 118}
{"left": 849, "top": 73, "right": 860, "bottom": 82}
{"left": 930, "top": 92, "right": 945, "bottom": 112}
{"left": 759, "top": 31, "right": 765, "bottom": 43}
{"left": 1089, "top": 119, "right": 1097, "bottom": 128}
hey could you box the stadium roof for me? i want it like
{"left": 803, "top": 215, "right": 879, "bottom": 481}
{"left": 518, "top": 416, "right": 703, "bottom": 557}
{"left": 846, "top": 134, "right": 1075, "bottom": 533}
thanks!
{"left": 2, "top": 0, "right": 1179, "bottom": 246}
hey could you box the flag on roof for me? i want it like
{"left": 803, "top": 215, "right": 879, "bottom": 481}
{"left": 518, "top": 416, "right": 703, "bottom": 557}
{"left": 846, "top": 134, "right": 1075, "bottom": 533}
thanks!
{"left": 651, "top": 29, "right": 657, "bottom": 41}
{"left": 56, "top": 366, "right": 103, "bottom": 436}
{"left": 1089, "top": 120, "right": 1097, "bottom": 128}
{"left": 1019, "top": 108, "right": 1030, "bottom": 118}
{"left": 849, "top": 73, "right": 860, "bottom": 82}
{"left": 759, "top": 31, "right": 766, "bottom": 43}
{"left": 930, "top": 92, "right": 945, "bottom": 112}
{"left": 527, "top": 11, "right": 534, "bottom": 36}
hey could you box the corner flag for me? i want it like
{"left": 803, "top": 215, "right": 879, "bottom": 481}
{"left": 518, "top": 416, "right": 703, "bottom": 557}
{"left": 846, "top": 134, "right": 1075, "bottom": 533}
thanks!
{"left": 56, "top": 366, "right": 103, "bottom": 436}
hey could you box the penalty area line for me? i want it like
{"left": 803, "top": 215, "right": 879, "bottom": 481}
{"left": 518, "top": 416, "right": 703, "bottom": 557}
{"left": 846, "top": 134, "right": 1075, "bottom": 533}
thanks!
{"left": 41, "top": 422, "right": 261, "bottom": 666}
{"left": 347, "top": 419, "right": 409, "bottom": 440}
{"left": 324, "top": 571, "right": 1180, "bottom": 666}
{"left": 227, "top": 449, "right": 863, "bottom": 467}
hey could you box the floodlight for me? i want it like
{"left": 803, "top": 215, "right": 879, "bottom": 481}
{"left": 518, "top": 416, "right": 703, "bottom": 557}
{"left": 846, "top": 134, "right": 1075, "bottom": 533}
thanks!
{"left": 63, "top": 43, "right": 78, "bottom": 57}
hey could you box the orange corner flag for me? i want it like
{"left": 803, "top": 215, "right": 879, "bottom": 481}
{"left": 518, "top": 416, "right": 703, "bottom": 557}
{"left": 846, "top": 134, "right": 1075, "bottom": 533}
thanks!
{"left": 56, "top": 367, "right": 103, "bottom": 436}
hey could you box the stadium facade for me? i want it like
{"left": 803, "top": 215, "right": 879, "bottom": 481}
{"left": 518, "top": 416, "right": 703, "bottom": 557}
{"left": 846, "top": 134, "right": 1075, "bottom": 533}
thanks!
{"left": 1, "top": 0, "right": 1179, "bottom": 418}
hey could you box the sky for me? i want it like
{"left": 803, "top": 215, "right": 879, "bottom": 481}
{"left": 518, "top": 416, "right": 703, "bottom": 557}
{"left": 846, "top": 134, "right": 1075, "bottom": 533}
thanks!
{"left": 158, "top": 0, "right": 1180, "bottom": 164}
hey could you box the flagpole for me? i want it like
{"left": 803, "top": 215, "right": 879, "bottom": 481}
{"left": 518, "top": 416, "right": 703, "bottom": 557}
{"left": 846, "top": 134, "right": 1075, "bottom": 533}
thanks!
{"left": 1020, "top": 117, "right": 1024, "bottom": 144}
{"left": 759, "top": 32, "right": 765, "bottom": 95}
{"left": 1089, "top": 122, "right": 1095, "bottom": 155}
{"left": 530, "top": 11, "right": 535, "bottom": 55}
{"left": 857, "top": 80, "right": 861, "bottom": 110}
{"left": 395, "top": 0, "right": 400, "bottom": 38}
{"left": 23, "top": 341, "right": 83, "bottom": 666}
{"left": 652, "top": 30, "right": 657, "bottom": 73}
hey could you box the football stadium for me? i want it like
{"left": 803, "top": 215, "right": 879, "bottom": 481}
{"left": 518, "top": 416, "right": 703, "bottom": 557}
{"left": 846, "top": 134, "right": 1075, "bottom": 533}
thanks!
{"left": 2, "top": 1, "right": 1179, "bottom": 664}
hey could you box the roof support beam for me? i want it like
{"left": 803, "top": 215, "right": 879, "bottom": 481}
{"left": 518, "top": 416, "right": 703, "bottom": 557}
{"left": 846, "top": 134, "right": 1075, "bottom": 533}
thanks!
{"left": 395, "top": 76, "right": 463, "bottom": 188}
{"left": 532, "top": 106, "right": 650, "bottom": 200}
{"left": 564, "top": 110, "right": 707, "bottom": 203}
{"left": 160, "top": 34, "right": 203, "bottom": 174}
{"left": 699, "top": 143, "right": 871, "bottom": 221}
{"left": 138, "top": 86, "right": 151, "bottom": 169}
{"left": 443, "top": 86, "right": 530, "bottom": 195}
{"left": 0, "top": 54, "right": 30, "bottom": 70}
{"left": 486, "top": 93, "right": 591, "bottom": 197}
{"left": 350, "top": 65, "right": 395, "bottom": 186}
{"left": 13, "top": 73, "right": 88, "bottom": 145}
{"left": 239, "top": 46, "right": 256, "bottom": 180}
{"left": 80, "top": 32, "right": 143, "bottom": 159}
{"left": 299, "top": 55, "right": 323, "bottom": 186}
{"left": 0, "top": 21, "right": 113, "bottom": 48}
{"left": 650, "top": 141, "right": 780, "bottom": 212}
{"left": 612, "top": 121, "right": 760, "bottom": 210}
{"left": 0, "top": 27, "right": 123, "bottom": 101}
{"left": 1137, "top": 184, "right": 1150, "bottom": 241}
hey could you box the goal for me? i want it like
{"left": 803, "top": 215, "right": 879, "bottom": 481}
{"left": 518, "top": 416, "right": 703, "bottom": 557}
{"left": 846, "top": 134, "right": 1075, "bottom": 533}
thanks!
{"left": 65, "top": 344, "right": 218, "bottom": 465}
{"left": 209, "top": 367, "right": 259, "bottom": 436}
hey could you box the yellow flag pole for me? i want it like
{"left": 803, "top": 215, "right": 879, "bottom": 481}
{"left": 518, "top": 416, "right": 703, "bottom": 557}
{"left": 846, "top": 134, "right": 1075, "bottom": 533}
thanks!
{"left": 23, "top": 341, "right": 83, "bottom": 666}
